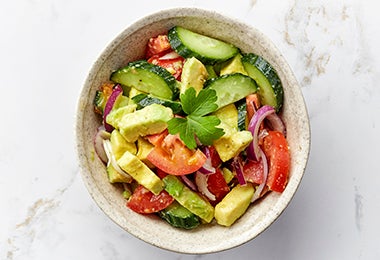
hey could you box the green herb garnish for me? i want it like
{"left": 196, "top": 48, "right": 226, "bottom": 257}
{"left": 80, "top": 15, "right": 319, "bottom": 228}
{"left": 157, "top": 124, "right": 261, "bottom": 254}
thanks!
{"left": 167, "top": 87, "right": 224, "bottom": 149}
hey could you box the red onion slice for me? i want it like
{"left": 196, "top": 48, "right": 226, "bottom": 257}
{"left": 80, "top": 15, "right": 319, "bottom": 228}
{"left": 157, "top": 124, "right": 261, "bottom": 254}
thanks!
{"left": 94, "top": 125, "right": 111, "bottom": 163}
{"left": 247, "top": 105, "right": 276, "bottom": 161}
{"left": 251, "top": 149, "right": 268, "bottom": 202}
{"left": 198, "top": 146, "right": 216, "bottom": 174}
{"left": 266, "top": 113, "right": 286, "bottom": 136}
{"left": 103, "top": 84, "right": 123, "bottom": 132}
{"left": 195, "top": 171, "right": 216, "bottom": 201}
{"left": 181, "top": 175, "right": 197, "bottom": 191}
{"left": 232, "top": 156, "right": 246, "bottom": 186}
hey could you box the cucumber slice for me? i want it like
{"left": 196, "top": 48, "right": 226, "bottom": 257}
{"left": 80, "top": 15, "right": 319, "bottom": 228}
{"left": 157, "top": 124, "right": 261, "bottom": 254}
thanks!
{"left": 110, "top": 60, "right": 178, "bottom": 100}
{"left": 242, "top": 53, "right": 284, "bottom": 111}
{"left": 168, "top": 26, "right": 239, "bottom": 64}
{"left": 205, "top": 73, "right": 257, "bottom": 109}
{"left": 131, "top": 93, "right": 183, "bottom": 114}
{"left": 158, "top": 201, "right": 201, "bottom": 230}
{"left": 236, "top": 99, "right": 247, "bottom": 131}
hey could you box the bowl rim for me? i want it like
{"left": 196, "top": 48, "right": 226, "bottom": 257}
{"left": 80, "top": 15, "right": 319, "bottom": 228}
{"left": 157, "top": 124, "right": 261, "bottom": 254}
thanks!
{"left": 75, "top": 7, "right": 311, "bottom": 254}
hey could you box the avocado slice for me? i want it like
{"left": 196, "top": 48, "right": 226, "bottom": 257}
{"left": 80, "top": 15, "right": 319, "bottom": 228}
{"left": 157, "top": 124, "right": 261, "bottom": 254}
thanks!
{"left": 214, "top": 183, "right": 254, "bottom": 226}
{"left": 163, "top": 175, "right": 214, "bottom": 223}
{"left": 108, "top": 103, "right": 173, "bottom": 143}
{"left": 117, "top": 151, "right": 164, "bottom": 195}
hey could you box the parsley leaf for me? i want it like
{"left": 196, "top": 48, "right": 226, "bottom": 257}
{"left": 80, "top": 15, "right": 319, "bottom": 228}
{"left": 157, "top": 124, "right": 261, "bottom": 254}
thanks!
{"left": 167, "top": 87, "right": 224, "bottom": 149}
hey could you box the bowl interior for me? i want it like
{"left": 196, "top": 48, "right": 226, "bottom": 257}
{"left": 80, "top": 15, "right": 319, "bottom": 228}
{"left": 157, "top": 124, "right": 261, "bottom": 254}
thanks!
{"left": 76, "top": 8, "right": 310, "bottom": 254}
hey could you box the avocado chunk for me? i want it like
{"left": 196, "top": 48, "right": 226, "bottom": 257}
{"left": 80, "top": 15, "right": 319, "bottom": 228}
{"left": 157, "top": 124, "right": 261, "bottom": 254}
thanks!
{"left": 106, "top": 104, "right": 137, "bottom": 129}
{"left": 106, "top": 164, "right": 132, "bottom": 183}
{"left": 163, "top": 175, "right": 214, "bottom": 223}
{"left": 117, "top": 151, "right": 164, "bottom": 195}
{"left": 214, "top": 183, "right": 254, "bottom": 226}
{"left": 136, "top": 137, "right": 155, "bottom": 168}
{"left": 180, "top": 57, "right": 208, "bottom": 94}
{"left": 213, "top": 104, "right": 251, "bottom": 161}
{"left": 107, "top": 103, "right": 173, "bottom": 143}
{"left": 220, "top": 53, "right": 248, "bottom": 76}
{"left": 213, "top": 103, "right": 238, "bottom": 130}
{"left": 110, "top": 129, "right": 137, "bottom": 159}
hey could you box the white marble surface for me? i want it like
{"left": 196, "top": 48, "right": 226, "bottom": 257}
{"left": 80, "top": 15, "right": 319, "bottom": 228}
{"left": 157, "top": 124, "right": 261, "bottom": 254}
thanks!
{"left": 1, "top": 0, "right": 379, "bottom": 259}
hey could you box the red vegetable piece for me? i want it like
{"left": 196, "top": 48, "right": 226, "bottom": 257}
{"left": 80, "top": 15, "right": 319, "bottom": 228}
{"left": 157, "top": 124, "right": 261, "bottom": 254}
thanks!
{"left": 127, "top": 185, "right": 174, "bottom": 214}
{"left": 207, "top": 169, "right": 230, "bottom": 205}
{"left": 148, "top": 54, "right": 184, "bottom": 80}
{"left": 262, "top": 131, "right": 290, "bottom": 193}
{"left": 147, "top": 134, "right": 207, "bottom": 175}
{"left": 243, "top": 159, "right": 264, "bottom": 184}
{"left": 145, "top": 34, "right": 171, "bottom": 59}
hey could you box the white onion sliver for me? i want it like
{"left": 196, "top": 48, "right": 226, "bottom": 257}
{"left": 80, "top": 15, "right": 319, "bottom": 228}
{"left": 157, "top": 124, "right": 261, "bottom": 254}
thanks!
{"left": 195, "top": 171, "right": 216, "bottom": 201}
{"left": 247, "top": 105, "right": 275, "bottom": 161}
{"left": 251, "top": 149, "right": 268, "bottom": 202}
{"left": 103, "top": 140, "right": 133, "bottom": 182}
{"left": 94, "top": 126, "right": 111, "bottom": 163}
{"left": 158, "top": 51, "right": 180, "bottom": 60}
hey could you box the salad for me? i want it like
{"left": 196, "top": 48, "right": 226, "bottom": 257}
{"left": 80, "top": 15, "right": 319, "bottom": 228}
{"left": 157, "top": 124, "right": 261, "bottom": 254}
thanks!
{"left": 93, "top": 26, "right": 290, "bottom": 229}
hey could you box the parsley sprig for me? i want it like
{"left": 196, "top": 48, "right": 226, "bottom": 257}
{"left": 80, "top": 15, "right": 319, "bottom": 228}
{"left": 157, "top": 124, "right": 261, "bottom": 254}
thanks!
{"left": 167, "top": 87, "right": 225, "bottom": 149}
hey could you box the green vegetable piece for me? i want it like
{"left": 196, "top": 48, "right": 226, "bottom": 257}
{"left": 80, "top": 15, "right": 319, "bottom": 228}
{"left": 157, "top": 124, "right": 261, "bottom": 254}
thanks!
{"left": 205, "top": 73, "right": 257, "bottom": 109}
{"left": 110, "top": 60, "right": 178, "bottom": 100}
{"left": 236, "top": 99, "right": 248, "bottom": 131}
{"left": 220, "top": 53, "right": 248, "bottom": 76}
{"left": 214, "top": 183, "right": 254, "bottom": 227}
{"left": 158, "top": 201, "right": 201, "bottom": 230}
{"left": 108, "top": 103, "right": 173, "bottom": 143}
{"left": 106, "top": 164, "right": 132, "bottom": 183}
{"left": 117, "top": 151, "right": 164, "bottom": 195}
{"left": 132, "top": 93, "right": 182, "bottom": 114}
{"left": 110, "top": 129, "right": 137, "bottom": 159}
{"left": 180, "top": 57, "right": 208, "bottom": 94}
{"left": 213, "top": 121, "right": 253, "bottom": 162}
{"left": 168, "top": 26, "right": 239, "bottom": 64}
{"left": 163, "top": 175, "right": 214, "bottom": 223}
{"left": 242, "top": 53, "right": 284, "bottom": 111}
{"left": 167, "top": 87, "right": 224, "bottom": 149}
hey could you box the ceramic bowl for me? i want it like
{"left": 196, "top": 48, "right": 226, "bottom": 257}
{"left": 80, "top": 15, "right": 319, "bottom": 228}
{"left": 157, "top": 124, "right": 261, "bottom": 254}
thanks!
{"left": 75, "top": 7, "right": 310, "bottom": 254}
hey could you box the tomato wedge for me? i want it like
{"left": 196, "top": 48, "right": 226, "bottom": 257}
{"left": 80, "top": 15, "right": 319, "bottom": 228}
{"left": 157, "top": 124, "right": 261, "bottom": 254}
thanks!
{"left": 262, "top": 131, "right": 290, "bottom": 193}
{"left": 147, "top": 133, "right": 207, "bottom": 175}
{"left": 145, "top": 34, "right": 171, "bottom": 58}
{"left": 148, "top": 54, "right": 184, "bottom": 80}
{"left": 243, "top": 159, "right": 264, "bottom": 184}
{"left": 127, "top": 185, "right": 174, "bottom": 214}
{"left": 207, "top": 169, "right": 230, "bottom": 205}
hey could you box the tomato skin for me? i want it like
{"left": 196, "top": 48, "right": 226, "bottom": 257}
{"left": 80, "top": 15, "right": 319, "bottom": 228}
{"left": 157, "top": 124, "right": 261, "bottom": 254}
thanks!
{"left": 148, "top": 55, "right": 184, "bottom": 80}
{"left": 262, "top": 131, "right": 290, "bottom": 193}
{"left": 246, "top": 93, "right": 261, "bottom": 122}
{"left": 147, "top": 133, "right": 207, "bottom": 175}
{"left": 127, "top": 185, "right": 174, "bottom": 214}
{"left": 243, "top": 159, "right": 264, "bottom": 184}
{"left": 206, "top": 146, "right": 222, "bottom": 168}
{"left": 145, "top": 129, "right": 168, "bottom": 146}
{"left": 145, "top": 34, "right": 171, "bottom": 58}
{"left": 207, "top": 169, "right": 230, "bottom": 205}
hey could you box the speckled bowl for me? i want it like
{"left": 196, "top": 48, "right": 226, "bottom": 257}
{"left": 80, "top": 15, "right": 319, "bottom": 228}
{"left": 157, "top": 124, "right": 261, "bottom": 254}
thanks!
{"left": 75, "top": 7, "right": 310, "bottom": 254}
